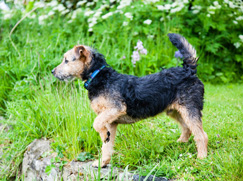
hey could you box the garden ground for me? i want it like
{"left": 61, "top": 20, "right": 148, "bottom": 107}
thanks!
{"left": 1, "top": 83, "right": 243, "bottom": 180}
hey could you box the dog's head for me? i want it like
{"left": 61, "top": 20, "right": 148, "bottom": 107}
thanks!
{"left": 52, "top": 45, "right": 92, "bottom": 81}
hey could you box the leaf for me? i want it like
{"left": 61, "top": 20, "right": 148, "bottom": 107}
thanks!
{"left": 45, "top": 164, "right": 56, "bottom": 175}
{"left": 77, "top": 152, "right": 94, "bottom": 162}
{"left": 158, "top": 146, "right": 164, "bottom": 153}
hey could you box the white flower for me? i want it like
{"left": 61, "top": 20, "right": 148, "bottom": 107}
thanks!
{"left": 34, "top": 1, "right": 45, "bottom": 8}
{"left": 47, "top": 0, "right": 58, "bottom": 7}
{"left": 143, "top": 0, "right": 159, "bottom": 4}
{"left": 124, "top": 12, "right": 133, "bottom": 20}
{"left": 48, "top": 11, "right": 55, "bottom": 16}
{"left": 115, "top": 10, "right": 123, "bottom": 14}
{"left": 71, "top": 9, "right": 82, "bottom": 19}
{"left": 234, "top": 42, "right": 241, "bottom": 49}
{"left": 61, "top": 9, "right": 70, "bottom": 15}
{"left": 213, "top": 1, "right": 221, "bottom": 9}
{"left": 84, "top": 10, "right": 94, "bottom": 17}
{"left": 233, "top": 20, "right": 238, "bottom": 24}
{"left": 133, "top": 32, "right": 138, "bottom": 36}
{"left": 66, "top": 1, "right": 73, "bottom": 8}
{"left": 207, "top": 14, "right": 211, "bottom": 17}
{"left": 213, "top": 1, "right": 219, "bottom": 6}
{"left": 228, "top": 1, "right": 236, "bottom": 8}
{"left": 86, "top": 2, "right": 95, "bottom": 7}
{"left": 208, "top": 5, "right": 216, "bottom": 14}
{"left": 94, "top": 11, "right": 102, "bottom": 18}
{"left": 170, "top": 5, "right": 184, "bottom": 13}
{"left": 53, "top": 4, "right": 66, "bottom": 12}
{"left": 123, "top": 21, "right": 129, "bottom": 26}
{"left": 236, "top": 16, "right": 243, "bottom": 21}
{"left": 102, "top": 12, "right": 113, "bottom": 19}
{"left": 160, "top": 17, "right": 164, "bottom": 21}
{"left": 88, "top": 28, "right": 93, "bottom": 32}
{"left": 0, "top": 1, "right": 10, "bottom": 11}
{"left": 191, "top": 5, "right": 202, "bottom": 14}
{"left": 38, "top": 15, "right": 48, "bottom": 25}
{"left": 77, "top": 1, "right": 86, "bottom": 6}
{"left": 144, "top": 19, "right": 152, "bottom": 25}
{"left": 179, "top": 154, "right": 183, "bottom": 157}
{"left": 117, "top": 0, "right": 132, "bottom": 9}
{"left": 164, "top": 4, "right": 172, "bottom": 10}
{"left": 157, "top": 4, "right": 171, "bottom": 11}
{"left": 147, "top": 35, "right": 154, "bottom": 39}
{"left": 3, "top": 11, "right": 14, "bottom": 20}
{"left": 239, "top": 35, "right": 243, "bottom": 42}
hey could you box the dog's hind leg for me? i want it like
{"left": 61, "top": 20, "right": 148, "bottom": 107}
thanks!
{"left": 168, "top": 103, "right": 208, "bottom": 158}
{"left": 92, "top": 123, "right": 118, "bottom": 168}
{"left": 176, "top": 105, "right": 208, "bottom": 159}
{"left": 167, "top": 109, "right": 191, "bottom": 142}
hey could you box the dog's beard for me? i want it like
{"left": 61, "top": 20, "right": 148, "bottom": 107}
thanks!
{"left": 55, "top": 75, "right": 76, "bottom": 82}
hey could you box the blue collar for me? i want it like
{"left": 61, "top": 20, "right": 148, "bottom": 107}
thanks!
{"left": 84, "top": 65, "right": 106, "bottom": 89}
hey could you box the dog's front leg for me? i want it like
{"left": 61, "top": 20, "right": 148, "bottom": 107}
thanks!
{"left": 92, "top": 109, "right": 123, "bottom": 168}
{"left": 92, "top": 123, "right": 118, "bottom": 168}
{"left": 92, "top": 109, "right": 123, "bottom": 143}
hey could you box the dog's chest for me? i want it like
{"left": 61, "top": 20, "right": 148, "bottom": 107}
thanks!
{"left": 90, "top": 95, "right": 126, "bottom": 115}
{"left": 90, "top": 96, "right": 112, "bottom": 114}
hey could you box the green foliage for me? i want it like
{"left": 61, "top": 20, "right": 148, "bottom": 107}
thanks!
{"left": 77, "top": 152, "right": 94, "bottom": 162}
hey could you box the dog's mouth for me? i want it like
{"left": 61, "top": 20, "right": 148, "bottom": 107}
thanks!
{"left": 55, "top": 75, "right": 76, "bottom": 82}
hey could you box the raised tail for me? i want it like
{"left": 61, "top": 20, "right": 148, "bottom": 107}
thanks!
{"left": 168, "top": 33, "right": 198, "bottom": 71}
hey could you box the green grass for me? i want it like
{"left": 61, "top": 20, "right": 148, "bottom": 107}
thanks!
{"left": 0, "top": 4, "right": 243, "bottom": 180}
{"left": 1, "top": 83, "right": 243, "bottom": 180}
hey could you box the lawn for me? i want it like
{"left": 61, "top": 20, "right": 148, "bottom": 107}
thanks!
{"left": 1, "top": 82, "right": 243, "bottom": 180}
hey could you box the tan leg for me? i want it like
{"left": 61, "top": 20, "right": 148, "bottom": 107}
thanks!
{"left": 167, "top": 110, "right": 191, "bottom": 142}
{"left": 92, "top": 123, "right": 118, "bottom": 168}
{"left": 93, "top": 108, "right": 124, "bottom": 143}
{"left": 177, "top": 106, "right": 208, "bottom": 159}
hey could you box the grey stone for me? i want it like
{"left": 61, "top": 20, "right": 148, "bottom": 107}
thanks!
{"left": 22, "top": 138, "right": 61, "bottom": 181}
{"left": 22, "top": 139, "right": 169, "bottom": 181}
{"left": 133, "top": 174, "right": 168, "bottom": 181}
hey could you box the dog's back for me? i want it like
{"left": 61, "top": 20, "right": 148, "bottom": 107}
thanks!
{"left": 119, "top": 34, "right": 203, "bottom": 119}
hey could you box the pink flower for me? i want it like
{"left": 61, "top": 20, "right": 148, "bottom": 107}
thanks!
{"left": 131, "top": 50, "right": 140, "bottom": 67}
{"left": 131, "top": 40, "right": 148, "bottom": 67}
{"left": 135, "top": 40, "right": 144, "bottom": 50}
{"left": 140, "top": 48, "right": 147, "bottom": 55}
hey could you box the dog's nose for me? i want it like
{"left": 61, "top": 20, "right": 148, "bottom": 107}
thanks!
{"left": 52, "top": 68, "right": 55, "bottom": 74}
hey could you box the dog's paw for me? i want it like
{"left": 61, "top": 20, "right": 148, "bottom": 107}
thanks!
{"left": 92, "top": 160, "right": 107, "bottom": 168}
{"left": 104, "top": 131, "right": 110, "bottom": 143}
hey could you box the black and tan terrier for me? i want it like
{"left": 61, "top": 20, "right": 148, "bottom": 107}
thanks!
{"left": 52, "top": 33, "right": 208, "bottom": 168}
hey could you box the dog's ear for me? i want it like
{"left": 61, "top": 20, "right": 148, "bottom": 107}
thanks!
{"left": 74, "top": 45, "right": 89, "bottom": 59}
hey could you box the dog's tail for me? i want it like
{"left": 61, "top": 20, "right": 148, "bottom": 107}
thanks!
{"left": 168, "top": 33, "right": 198, "bottom": 71}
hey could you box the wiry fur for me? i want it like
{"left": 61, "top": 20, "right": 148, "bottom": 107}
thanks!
{"left": 168, "top": 33, "right": 198, "bottom": 71}
{"left": 52, "top": 33, "right": 208, "bottom": 168}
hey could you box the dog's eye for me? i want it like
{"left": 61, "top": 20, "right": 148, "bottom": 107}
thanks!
{"left": 65, "top": 59, "right": 68, "bottom": 64}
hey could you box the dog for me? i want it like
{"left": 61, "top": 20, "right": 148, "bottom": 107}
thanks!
{"left": 52, "top": 33, "right": 208, "bottom": 168}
